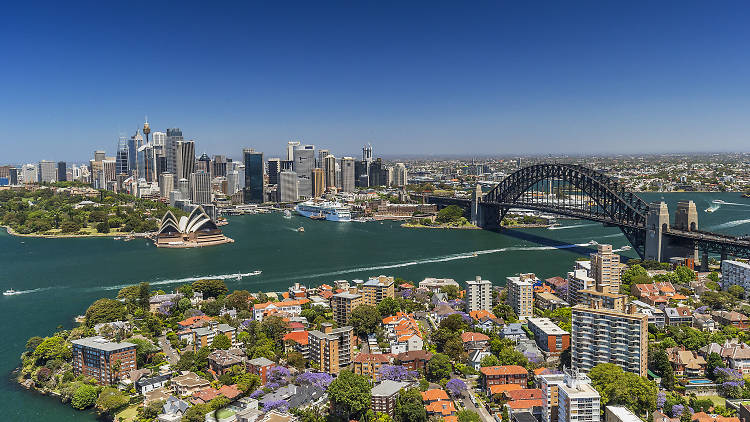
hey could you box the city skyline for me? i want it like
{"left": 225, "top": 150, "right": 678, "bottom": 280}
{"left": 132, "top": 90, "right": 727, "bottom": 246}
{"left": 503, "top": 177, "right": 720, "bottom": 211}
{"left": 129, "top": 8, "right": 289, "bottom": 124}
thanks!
{"left": 3, "top": 2, "right": 750, "bottom": 162}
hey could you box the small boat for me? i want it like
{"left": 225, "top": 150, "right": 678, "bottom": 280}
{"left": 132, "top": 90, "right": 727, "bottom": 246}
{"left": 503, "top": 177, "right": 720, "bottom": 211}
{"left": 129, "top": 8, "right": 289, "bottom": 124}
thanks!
{"left": 620, "top": 245, "right": 632, "bottom": 251}
{"left": 472, "top": 253, "right": 478, "bottom": 257}
{"left": 3, "top": 289, "right": 19, "bottom": 296}
{"left": 310, "top": 214, "right": 326, "bottom": 220}
{"left": 297, "top": 227, "right": 305, "bottom": 232}
{"left": 283, "top": 210, "right": 292, "bottom": 219}
{"left": 250, "top": 270, "right": 262, "bottom": 276}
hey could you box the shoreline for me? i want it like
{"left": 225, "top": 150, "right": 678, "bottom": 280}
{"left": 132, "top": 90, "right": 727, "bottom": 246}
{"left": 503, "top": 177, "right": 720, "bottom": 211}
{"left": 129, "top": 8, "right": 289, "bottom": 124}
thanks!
{"left": 401, "top": 223, "right": 480, "bottom": 230}
{"left": 2, "top": 225, "right": 146, "bottom": 239}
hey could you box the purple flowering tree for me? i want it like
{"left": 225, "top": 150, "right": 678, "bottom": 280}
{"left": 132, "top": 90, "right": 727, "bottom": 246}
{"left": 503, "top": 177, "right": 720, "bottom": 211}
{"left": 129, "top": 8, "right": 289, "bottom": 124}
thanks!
{"left": 267, "top": 366, "right": 291, "bottom": 388}
{"left": 671, "top": 404, "right": 693, "bottom": 418}
{"left": 249, "top": 389, "right": 264, "bottom": 399}
{"left": 446, "top": 378, "right": 467, "bottom": 397}
{"left": 657, "top": 392, "right": 666, "bottom": 409}
{"left": 379, "top": 365, "right": 418, "bottom": 382}
{"left": 296, "top": 371, "right": 333, "bottom": 389}
{"left": 262, "top": 400, "right": 289, "bottom": 412}
{"left": 714, "top": 367, "right": 745, "bottom": 398}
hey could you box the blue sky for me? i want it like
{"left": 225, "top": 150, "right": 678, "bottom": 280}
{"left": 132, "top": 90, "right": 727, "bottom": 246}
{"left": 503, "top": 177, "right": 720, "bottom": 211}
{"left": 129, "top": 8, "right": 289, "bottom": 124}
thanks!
{"left": 2, "top": 1, "right": 750, "bottom": 162}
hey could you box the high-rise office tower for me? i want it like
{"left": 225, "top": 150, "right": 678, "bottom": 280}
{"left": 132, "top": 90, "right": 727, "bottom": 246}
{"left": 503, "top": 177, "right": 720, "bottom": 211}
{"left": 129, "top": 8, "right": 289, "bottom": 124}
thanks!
{"left": 465, "top": 276, "right": 492, "bottom": 312}
{"left": 317, "top": 149, "right": 329, "bottom": 169}
{"left": 267, "top": 158, "right": 281, "bottom": 186}
{"left": 165, "top": 128, "right": 183, "bottom": 175}
{"left": 312, "top": 168, "right": 325, "bottom": 198}
{"left": 355, "top": 160, "right": 368, "bottom": 187}
{"left": 37, "top": 160, "right": 57, "bottom": 183}
{"left": 243, "top": 149, "right": 265, "bottom": 203}
{"left": 368, "top": 158, "right": 387, "bottom": 187}
{"left": 196, "top": 153, "right": 211, "bottom": 175}
{"left": 152, "top": 131, "right": 166, "bottom": 147}
{"left": 293, "top": 145, "right": 314, "bottom": 199}
{"left": 279, "top": 171, "right": 298, "bottom": 202}
{"left": 362, "top": 143, "right": 373, "bottom": 164}
{"left": 176, "top": 140, "right": 195, "bottom": 180}
{"left": 57, "top": 162, "right": 67, "bottom": 182}
{"left": 287, "top": 141, "right": 301, "bottom": 161}
{"left": 280, "top": 159, "right": 294, "bottom": 172}
{"left": 9, "top": 167, "right": 19, "bottom": 185}
{"left": 507, "top": 274, "right": 534, "bottom": 320}
{"left": 571, "top": 304, "right": 648, "bottom": 376}
{"left": 226, "top": 170, "right": 240, "bottom": 195}
{"left": 212, "top": 155, "right": 227, "bottom": 177}
{"left": 159, "top": 173, "right": 174, "bottom": 198}
{"left": 22, "top": 164, "right": 37, "bottom": 183}
{"left": 324, "top": 155, "right": 336, "bottom": 190}
{"left": 94, "top": 150, "right": 106, "bottom": 162}
{"left": 393, "top": 163, "right": 407, "bottom": 187}
{"left": 128, "top": 130, "right": 143, "bottom": 176}
{"left": 138, "top": 144, "right": 157, "bottom": 182}
{"left": 590, "top": 244, "right": 622, "bottom": 294}
{"left": 178, "top": 178, "right": 190, "bottom": 198}
{"left": 190, "top": 171, "right": 211, "bottom": 205}
{"left": 116, "top": 136, "right": 130, "bottom": 176}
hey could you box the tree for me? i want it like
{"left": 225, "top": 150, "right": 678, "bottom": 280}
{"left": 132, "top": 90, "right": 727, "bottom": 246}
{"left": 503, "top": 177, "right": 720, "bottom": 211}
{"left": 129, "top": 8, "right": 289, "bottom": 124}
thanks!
{"left": 95, "top": 387, "right": 129, "bottom": 413}
{"left": 589, "top": 363, "right": 657, "bottom": 416}
{"left": 379, "top": 365, "right": 418, "bottom": 382}
{"left": 286, "top": 351, "right": 307, "bottom": 371}
{"left": 426, "top": 353, "right": 452, "bottom": 382}
{"left": 621, "top": 264, "right": 650, "bottom": 293}
{"left": 492, "top": 304, "right": 518, "bottom": 323}
{"left": 71, "top": 384, "right": 99, "bottom": 410}
{"left": 558, "top": 347, "right": 571, "bottom": 370}
{"left": 225, "top": 290, "right": 252, "bottom": 311}
{"left": 349, "top": 305, "right": 381, "bottom": 336}
{"left": 377, "top": 297, "right": 402, "bottom": 317}
{"left": 549, "top": 307, "right": 572, "bottom": 332}
{"left": 440, "top": 285, "right": 460, "bottom": 299}
{"left": 96, "top": 221, "right": 110, "bottom": 233}
{"left": 327, "top": 370, "right": 372, "bottom": 421}
{"left": 480, "top": 354, "right": 500, "bottom": 367}
{"left": 443, "top": 336, "right": 466, "bottom": 361}
{"left": 446, "top": 378, "right": 467, "bottom": 397}
{"left": 440, "top": 313, "right": 468, "bottom": 332}
{"left": 457, "top": 410, "right": 482, "bottom": 422}
{"left": 707, "top": 272, "right": 720, "bottom": 283}
{"left": 728, "top": 285, "right": 745, "bottom": 299}
{"left": 651, "top": 349, "right": 675, "bottom": 389}
{"left": 192, "top": 279, "right": 228, "bottom": 298}
{"left": 129, "top": 338, "right": 160, "bottom": 367}
{"left": 436, "top": 205, "right": 465, "bottom": 224}
{"left": 33, "top": 336, "right": 71, "bottom": 363}
{"left": 674, "top": 266, "right": 696, "bottom": 283}
{"left": 394, "top": 388, "right": 427, "bottom": 422}
{"left": 212, "top": 333, "right": 231, "bottom": 350}
{"left": 85, "top": 298, "right": 127, "bottom": 326}
{"left": 706, "top": 352, "right": 725, "bottom": 380}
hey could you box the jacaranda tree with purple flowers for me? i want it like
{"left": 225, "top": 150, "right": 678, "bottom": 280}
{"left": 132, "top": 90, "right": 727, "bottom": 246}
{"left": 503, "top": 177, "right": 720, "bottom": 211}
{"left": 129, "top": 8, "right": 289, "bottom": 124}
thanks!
{"left": 714, "top": 367, "right": 745, "bottom": 398}
{"left": 296, "top": 371, "right": 333, "bottom": 389}
{"left": 446, "top": 378, "right": 467, "bottom": 397}
{"left": 378, "top": 365, "right": 418, "bottom": 382}
{"left": 262, "top": 400, "right": 289, "bottom": 412}
{"left": 267, "top": 365, "right": 291, "bottom": 388}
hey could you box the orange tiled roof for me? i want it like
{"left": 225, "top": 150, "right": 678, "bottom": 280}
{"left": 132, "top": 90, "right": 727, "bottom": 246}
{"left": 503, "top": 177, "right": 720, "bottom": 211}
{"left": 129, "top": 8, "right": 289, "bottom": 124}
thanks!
{"left": 481, "top": 365, "right": 527, "bottom": 376}
{"left": 425, "top": 400, "right": 456, "bottom": 416}
{"left": 177, "top": 315, "right": 213, "bottom": 327}
{"left": 421, "top": 389, "right": 450, "bottom": 402}
{"left": 283, "top": 330, "right": 309, "bottom": 345}
{"left": 319, "top": 284, "right": 333, "bottom": 290}
{"left": 469, "top": 310, "right": 497, "bottom": 321}
{"left": 461, "top": 332, "right": 490, "bottom": 343}
{"left": 253, "top": 299, "right": 309, "bottom": 310}
{"left": 218, "top": 384, "right": 241, "bottom": 399}
{"left": 353, "top": 353, "right": 391, "bottom": 364}
{"left": 506, "top": 389, "right": 543, "bottom": 401}
{"left": 489, "top": 384, "right": 523, "bottom": 395}
{"left": 507, "top": 399, "right": 543, "bottom": 409}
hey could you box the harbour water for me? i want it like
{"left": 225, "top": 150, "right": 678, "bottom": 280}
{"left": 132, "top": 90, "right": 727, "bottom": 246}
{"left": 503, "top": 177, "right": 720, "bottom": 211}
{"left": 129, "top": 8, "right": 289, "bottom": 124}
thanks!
{"left": 1, "top": 192, "right": 749, "bottom": 420}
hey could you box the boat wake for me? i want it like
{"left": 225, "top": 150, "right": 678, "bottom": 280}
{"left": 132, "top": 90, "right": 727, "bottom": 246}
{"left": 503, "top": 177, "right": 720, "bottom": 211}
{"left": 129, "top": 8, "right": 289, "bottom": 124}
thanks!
{"left": 599, "top": 233, "right": 625, "bottom": 238}
{"left": 713, "top": 200, "right": 750, "bottom": 207}
{"left": 286, "top": 241, "right": 600, "bottom": 280}
{"left": 3, "top": 287, "right": 55, "bottom": 296}
{"left": 101, "top": 271, "right": 263, "bottom": 291}
{"left": 709, "top": 219, "right": 750, "bottom": 230}
{"left": 547, "top": 223, "right": 600, "bottom": 230}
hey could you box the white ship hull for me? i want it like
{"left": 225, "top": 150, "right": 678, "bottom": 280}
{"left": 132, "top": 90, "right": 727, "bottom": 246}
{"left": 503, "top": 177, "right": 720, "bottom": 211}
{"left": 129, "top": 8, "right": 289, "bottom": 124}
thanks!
{"left": 295, "top": 202, "right": 351, "bottom": 222}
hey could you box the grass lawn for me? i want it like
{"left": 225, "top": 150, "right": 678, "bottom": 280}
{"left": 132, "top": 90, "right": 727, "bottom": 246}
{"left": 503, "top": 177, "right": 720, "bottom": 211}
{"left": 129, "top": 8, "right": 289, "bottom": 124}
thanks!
{"left": 703, "top": 395, "right": 726, "bottom": 407}
{"left": 115, "top": 404, "right": 139, "bottom": 422}
{"left": 215, "top": 408, "right": 236, "bottom": 419}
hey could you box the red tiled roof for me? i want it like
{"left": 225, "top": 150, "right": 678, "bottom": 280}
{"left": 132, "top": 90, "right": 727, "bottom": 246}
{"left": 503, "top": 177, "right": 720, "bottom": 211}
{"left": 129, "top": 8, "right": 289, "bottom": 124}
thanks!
{"left": 506, "top": 389, "right": 543, "bottom": 401}
{"left": 480, "top": 365, "right": 527, "bottom": 376}
{"left": 177, "top": 315, "right": 213, "bottom": 327}
{"left": 421, "top": 389, "right": 449, "bottom": 402}
{"left": 507, "top": 399, "right": 544, "bottom": 409}
{"left": 489, "top": 384, "right": 523, "bottom": 395}
{"left": 461, "top": 332, "right": 490, "bottom": 343}
{"left": 469, "top": 310, "right": 496, "bottom": 321}
{"left": 283, "top": 330, "right": 309, "bottom": 345}
{"left": 425, "top": 400, "right": 456, "bottom": 416}
{"left": 218, "top": 384, "right": 241, "bottom": 399}
{"left": 353, "top": 353, "right": 391, "bottom": 364}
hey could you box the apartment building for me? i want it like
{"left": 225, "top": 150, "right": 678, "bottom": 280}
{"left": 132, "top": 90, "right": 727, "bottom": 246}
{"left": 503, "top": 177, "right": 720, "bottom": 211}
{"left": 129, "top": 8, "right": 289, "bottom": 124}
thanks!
{"left": 331, "top": 292, "right": 362, "bottom": 326}
{"left": 252, "top": 299, "right": 308, "bottom": 321}
{"left": 71, "top": 336, "right": 137, "bottom": 385}
{"left": 371, "top": 380, "right": 413, "bottom": 417}
{"left": 527, "top": 318, "right": 570, "bottom": 356}
{"left": 466, "top": 276, "right": 493, "bottom": 312}
{"left": 480, "top": 365, "right": 528, "bottom": 392}
{"left": 571, "top": 304, "right": 648, "bottom": 377}
{"left": 507, "top": 275, "right": 535, "bottom": 320}
{"left": 540, "top": 373, "right": 565, "bottom": 422}
{"left": 353, "top": 352, "right": 391, "bottom": 381}
{"left": 567, "top": 269, "right": 595, "bottom": 306}
{"left": 578, "top": 287, "right": 627, "bottom": 313}
{"left": 557, "top": 369, "right": 601, "bottom": 422}
{"left": 308, "top": 324, "right": 355, "bottom": 375}
{"left": 590, "top": 244, "right": 623, "bottom": 294}
{"left": 361, "top": 275, "right": 395, "bottom": 307}
{"left": 722, "top": 260, "right": 750, "bottom": 291}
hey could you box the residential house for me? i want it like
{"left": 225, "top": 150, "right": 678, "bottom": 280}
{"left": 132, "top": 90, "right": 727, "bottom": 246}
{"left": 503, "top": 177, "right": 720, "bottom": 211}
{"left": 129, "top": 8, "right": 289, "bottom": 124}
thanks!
{"left": 157, "top": 396, "right": 190, "bottom": 422}
{"left": 208, "top": 349, "right": 246, "bottom": 375}
{"left": 396, "top": 350, "right": 432, "bottom": 371}
{"left": 172, "top": 372, "right": 211, "bottom": 396}
{"left": 383, "top": 312, "right": 423, "bottom": 353}
{"left": 149, "top": 293, "right": 183, "bottom": 313}
{"left": 664, "top": 307, "right": 693, "bottom": 326}
{"left": 693, "top": 313, "right": 718, "bottom": 332}
{"left": 283, "top": 330, "right": 310, "bottom": 358}
{"left": 469, "top": 350, "right": 492, "bottom": 370}
{"left": 252, "top": 299, "right": 307, "bottom": 321}
{"left": 461, "top": 332, "right": 490, "bottom": 352}
{"left": 136, "top": 374, "right": 171, "bottom": 394}
{"left": 422, "top": 389, "right": 450, "bottom": 403}
{"left": 177, "top": 315, "right": 213, "bottom": 330}
{"left": 666, "top": 347, "right": 707, "bottom": 377}
{"left": 501, "top": 323, "right": 527, "bottom": 343}
{"left": 713, "top": 311, "right": 750, "bottom": 330}
{"left": 419, "top": 278, "right": 460, "bottom": 293}
{"left": 535, "top": 292, "right": 570, "bottom": 311}
{"left": 433, "top": 304, "right": 455, "bottom": 323}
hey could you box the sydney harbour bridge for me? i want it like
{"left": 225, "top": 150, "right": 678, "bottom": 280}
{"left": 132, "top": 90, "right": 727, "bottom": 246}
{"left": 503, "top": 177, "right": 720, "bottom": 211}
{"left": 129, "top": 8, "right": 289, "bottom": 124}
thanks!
{"left": 424, "top": 163, "right": 750, "bottom": 268}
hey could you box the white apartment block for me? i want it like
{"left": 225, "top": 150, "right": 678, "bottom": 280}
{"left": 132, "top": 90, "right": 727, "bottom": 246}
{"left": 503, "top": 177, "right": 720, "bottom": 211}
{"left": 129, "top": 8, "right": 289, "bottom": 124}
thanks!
{"left": 567, "top": 269, "right": 595, "bottom": 306}
{"left": 507, "top": 275, "right": 534, "bottom": 320}
{"left": 722, "top": 260, "right": 750, "bottom": 291}
{"left": 466, "top": 276, "right": 492, "bottom": 312}
{"left": 558, "top": 369, "right": 600, "bottom": 422}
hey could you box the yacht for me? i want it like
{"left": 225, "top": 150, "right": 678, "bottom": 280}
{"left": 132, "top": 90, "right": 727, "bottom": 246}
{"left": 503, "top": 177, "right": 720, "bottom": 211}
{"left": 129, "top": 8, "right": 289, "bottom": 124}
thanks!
{"left": 294, "top": 201, "right": 351, "bottom": 222}
{"left": 283, "top": 210, "right": 292, "bottom": 219}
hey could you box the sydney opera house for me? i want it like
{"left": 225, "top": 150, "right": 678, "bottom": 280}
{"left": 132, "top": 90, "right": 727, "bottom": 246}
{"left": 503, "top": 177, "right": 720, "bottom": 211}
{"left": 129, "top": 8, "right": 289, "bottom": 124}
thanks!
{"left": 155, "top": 206, "right": 233, "bottom": 248}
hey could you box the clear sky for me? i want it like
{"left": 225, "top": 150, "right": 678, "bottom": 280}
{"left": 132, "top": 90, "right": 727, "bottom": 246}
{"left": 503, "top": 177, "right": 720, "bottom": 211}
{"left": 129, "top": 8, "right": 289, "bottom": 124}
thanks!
{"left": 2, "top": 1, "right": 750, "bottom": 162}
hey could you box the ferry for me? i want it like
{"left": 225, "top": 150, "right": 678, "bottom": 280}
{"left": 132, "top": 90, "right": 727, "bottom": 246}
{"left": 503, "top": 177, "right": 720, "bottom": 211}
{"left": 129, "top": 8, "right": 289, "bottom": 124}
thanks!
{"left": 294, "top": 201, "right": 351, "bottom": 222}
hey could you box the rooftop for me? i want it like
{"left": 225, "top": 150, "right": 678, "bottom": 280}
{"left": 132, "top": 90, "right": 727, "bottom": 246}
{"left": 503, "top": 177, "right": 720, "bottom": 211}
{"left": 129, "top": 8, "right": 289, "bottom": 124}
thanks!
{"left": 71, "top": 336, "right": 136, "bottom": 352}
{"left": 371, "top": 380, "right": 411, "bottom": 397}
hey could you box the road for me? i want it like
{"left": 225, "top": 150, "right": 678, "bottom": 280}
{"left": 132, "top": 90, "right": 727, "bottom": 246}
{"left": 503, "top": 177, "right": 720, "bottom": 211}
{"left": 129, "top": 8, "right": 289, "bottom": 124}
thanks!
{"left": 459, "top": 378, "right": 495, "bottom": 422}
{"left": 158, "top": 336, "right": 179, "bottom": 365}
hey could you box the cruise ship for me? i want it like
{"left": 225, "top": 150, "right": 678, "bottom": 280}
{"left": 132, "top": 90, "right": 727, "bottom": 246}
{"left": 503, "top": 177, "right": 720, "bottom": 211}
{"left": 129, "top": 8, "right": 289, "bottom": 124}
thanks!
{"left": 295, "top": 201, "right": 352, "bottom": 222}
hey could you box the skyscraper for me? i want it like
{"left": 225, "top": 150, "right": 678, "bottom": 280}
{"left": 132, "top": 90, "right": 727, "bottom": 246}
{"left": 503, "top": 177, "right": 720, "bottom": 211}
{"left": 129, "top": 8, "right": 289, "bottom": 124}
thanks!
{"left": 324, "top": 154, "right": 336, "bottom": 190}
{"left": 9, "top": 167, "right": 19, "bottom": 185}
{"left": 312, "top": 168, "right": 325, "bottom": 198}
{"left": 355, "top": 160, "right": 368, "bottom": 187}
{"left": 190, "top": 171, "right": 212, "bottom": 205}
{"left": 94, "top": 150, "right": 106, "bottom": 162}
{"left": 159, "top": 173, "right": 174, "bottom": 198}
{"left": 279, "top": 171, "right": 298, "bottom": 202}
{"left": 196, "top": 153, "right": 211, "bottom": 176}
{"left": 116, "top": 136, "right": 129, "bottom": 176}
{"left": 287, "top": 141, "right": 301, "bottom": 161}
{"left": 37, "top": 160, "right": 57, "bottom": 183}
{"left": 293, "top": 145, "right": 314, "bottom": 199}
{"left": 393, "top": 163, "right": 407, "bottom": 187}
{"left": 368, "top": 158, "right": 387, "bottom": 187}
{"left": 341, "top": 157, "right": 355, "bottom": 192}
{"left": 243, "top": 149, "right": 265, "bottom": 203}
{"left": 267, "top": 158, "right": 281, "bottom": 186}
{"left": 176, "top": 140, "right": 195, "bottom": 180}
{"left": 128, "top": 130, "right": 143, "bottom": 176}
{"left": 22, "top": 164, "right": 37, "bottom": 183}
{"left": 138, "top": 144, "right": 157, "bottom": 182}
{"left": 362, "top": 143, "right": 373, "bottom": 164}
{"left": 317, "top": 149, "right": 330, "bottom": 169}
{"left": 212, "top": 155, "right": 227, "bottom": 177}
{"left": 152, "top": 131, "right": 166, "bottom": 147}
{"left": 165, "top": 128, "right": 183, "bottom": 175}
{"left": 57, "top": 161, "right": 67, "bottom": 182}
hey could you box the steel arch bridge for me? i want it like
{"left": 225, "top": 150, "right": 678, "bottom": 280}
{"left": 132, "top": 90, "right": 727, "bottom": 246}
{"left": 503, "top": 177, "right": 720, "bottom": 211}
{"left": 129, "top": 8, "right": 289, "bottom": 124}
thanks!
{"left": 482, "top": 163, "right": 650, "bottom": 256}
{"left": 424, "top": 163, "right": 750, "bottom": 262}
